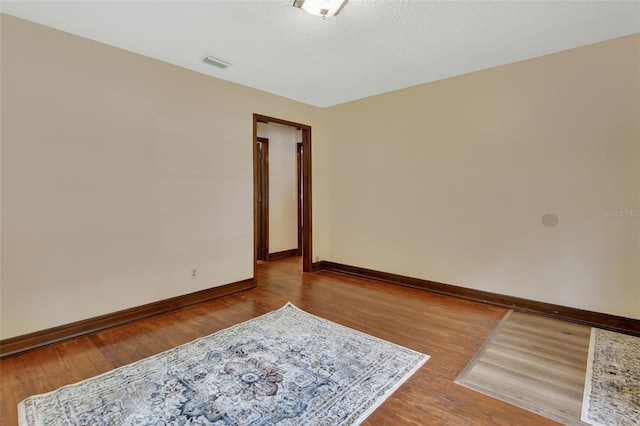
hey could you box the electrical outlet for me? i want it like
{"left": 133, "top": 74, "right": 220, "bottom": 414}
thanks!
{"left": 191, "top": 268, "right": 198, "bottom": 279}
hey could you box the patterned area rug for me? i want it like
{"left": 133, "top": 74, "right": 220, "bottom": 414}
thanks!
{"left": 581, "top": 328, "right": 640, "bottom": 426}
{"left": 18, "top": 303, "right": 428, "bottom": 425}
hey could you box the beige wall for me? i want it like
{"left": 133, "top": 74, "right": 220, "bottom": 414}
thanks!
{"left": 0, "top": 15, "right": 329, "bottom": 339}
{"left": 1, "top": 15, "right": 638, "bottom": 340}
{"left": 326, "top": 34, "right": 640, "bottom": 319}
{"left": 256, "top": 122, "right": 300, "bottom": 253}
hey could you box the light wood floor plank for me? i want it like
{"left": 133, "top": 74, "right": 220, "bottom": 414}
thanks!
{"left": 457, "top": 310, "right": 590, "bottom": 425}
{"left": 479, "top": 347, "right": 586, "bottom": 389}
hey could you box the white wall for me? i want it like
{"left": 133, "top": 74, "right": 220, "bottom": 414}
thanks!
{"left": 2, "top": 15, "right": 637, "bottom": 341}
{"left": 0, "top": 15, "right": 329, "bottom": 339}
{"left": 325, "top": 34, "right": 640, "bottom": 320}
{"left": 257, "top": 123, "right": 300, "bottom": 254}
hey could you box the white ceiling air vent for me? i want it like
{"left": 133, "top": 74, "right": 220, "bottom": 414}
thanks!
{"left": 202, "top": 56, "right": 230, "bottom": 69}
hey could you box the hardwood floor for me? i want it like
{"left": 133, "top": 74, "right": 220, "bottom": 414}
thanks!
{"left": 1, "top": 257, "right": 565, "bottom": 425}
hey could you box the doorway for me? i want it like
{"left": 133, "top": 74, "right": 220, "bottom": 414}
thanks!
{"left": 253, "top": 114, "right": 312, "bottom": 278}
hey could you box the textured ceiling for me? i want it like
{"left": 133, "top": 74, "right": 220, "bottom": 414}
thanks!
{"left": 2, "top": 1, "right": 639, "bottom": 107}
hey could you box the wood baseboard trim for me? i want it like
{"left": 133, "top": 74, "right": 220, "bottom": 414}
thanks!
{"left": 0, "top": 278, "right": 255, "bottom": 359}
{"left": 267, "top": 249, "right": 300, "bottom": 261}
{"left": 316, "top": 261, "right": 640, "bottom": 337}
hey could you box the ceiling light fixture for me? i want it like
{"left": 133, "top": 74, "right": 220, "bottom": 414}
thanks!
{"left": 293, "top": 0, "right": 348, "bottom": 18}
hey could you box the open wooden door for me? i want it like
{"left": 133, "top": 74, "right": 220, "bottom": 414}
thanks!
{"left": 256, "top": 137, "right": 269, "bottom": 261}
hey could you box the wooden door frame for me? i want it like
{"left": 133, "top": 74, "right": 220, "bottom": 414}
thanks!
{"left": 253, "top": 114, "right": 312, "bottom": 277}
{"left": 256, "top": 137, "right": 269, "bottom": 261}
{"left": 296, "top": 142, "right": 303, "bottom": 256}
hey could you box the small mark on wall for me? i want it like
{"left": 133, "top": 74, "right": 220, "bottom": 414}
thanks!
{"left": 541, "top": 214, "right": 559, "bottom": 228}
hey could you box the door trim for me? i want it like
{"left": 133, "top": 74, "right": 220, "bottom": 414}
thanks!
{"left": 253, "top": 114, "right": 312, "bottom": 277}
{"left": 296, "top": 142, "right": 303, "bottom": 256}
{"left": 256, "top": 137, "right": 269, "bottom": 261}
